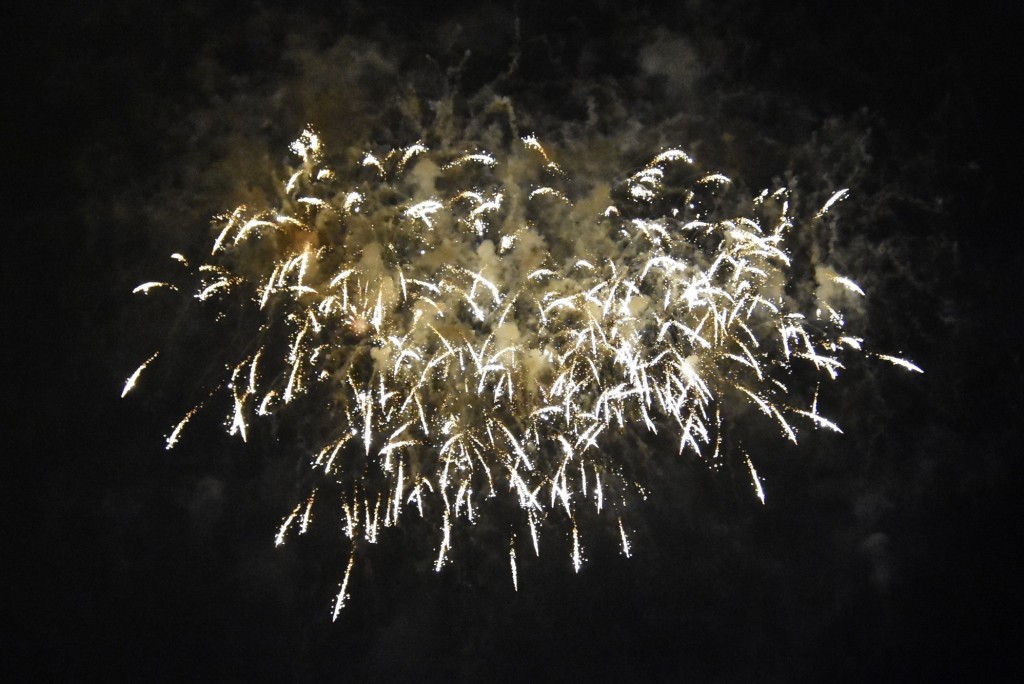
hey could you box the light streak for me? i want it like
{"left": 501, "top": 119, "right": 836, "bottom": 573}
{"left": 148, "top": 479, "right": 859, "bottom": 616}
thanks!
{"left": 874, "top": 353, "right": 924, "bottom": 373}
{"left": 618, "top": 518, "right": 632, "bottom": 558}
{"left": 510, "top": 536, "right": 519, "bottom": 591}
{"left": 332, "top": 549, "right": 356, "bottom": 621}
{"left": 814, "top": 188, "right": 850, "bottom": 218}
{"left": 745, "top": 455, "right": 766, "bottom": 505}
{"left": 121, "top": 352, "right": 158, "bottom": 398}
{"left": 128, "top": 128, "right": 919, "bottom": 614}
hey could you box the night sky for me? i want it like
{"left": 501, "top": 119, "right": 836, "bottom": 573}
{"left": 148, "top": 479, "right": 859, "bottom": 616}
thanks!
{"left": 9, "top": 1, "right": 1024, "bottom": 681}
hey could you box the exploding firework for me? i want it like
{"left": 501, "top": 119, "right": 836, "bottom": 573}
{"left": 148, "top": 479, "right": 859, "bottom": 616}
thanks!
{"left": 125, "top": 124, "right": 919, "bottom": 617}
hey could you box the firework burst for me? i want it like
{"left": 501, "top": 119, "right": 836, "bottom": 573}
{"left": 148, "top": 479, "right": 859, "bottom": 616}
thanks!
{"left": 126, "top": 125, "right": 919, "bottom": 616}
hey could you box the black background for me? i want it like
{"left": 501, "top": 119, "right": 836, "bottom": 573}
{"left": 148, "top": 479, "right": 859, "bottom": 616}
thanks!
{"left": 9, "top": 1, "right": 1023, "bottom": 680}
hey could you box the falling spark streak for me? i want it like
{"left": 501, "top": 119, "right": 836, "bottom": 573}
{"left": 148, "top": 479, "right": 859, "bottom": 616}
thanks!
{"left": 332, "top": 549, "right": 356, "bottom": 621}
{"left": 131, "top": 127, "right": 919, "bottom": 613}
{"left": 122, "top": 352, "right": 159, "bottom": 397}
{"left": 510, "top": 536, "right": 519, "bottom": 591}
{"left": 618, "top": 518, "right": 632, "bottom": 558}
{"left": 276, "top": 504, "right": 302, "bottom": 546}
{"left": 572, "top": 523, "right": 583, "bottom": 573}
{"left": 133, "top": 282, "right": 176, "bottom": 295}
{"left": 166, "top": 405, "right": 199, "bottom": 449}
{"left": 833, "top": 275, "right": 866, "bottom": 297}
{"left": 814, "top": 188, "right": 850, "bottom": 218}
{"left": 745, "top": 455, "right": 766, "bottom": 505}
{"left": 874, "top": 354, "right": 924, "bottom": 373}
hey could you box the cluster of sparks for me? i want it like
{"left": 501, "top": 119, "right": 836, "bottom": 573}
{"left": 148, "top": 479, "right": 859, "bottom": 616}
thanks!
{"left": 126, "top": 128, "right": 919, "bottom": 617}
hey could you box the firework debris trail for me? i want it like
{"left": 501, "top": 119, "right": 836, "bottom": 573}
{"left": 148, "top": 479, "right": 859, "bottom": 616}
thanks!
{"left": 124, "top": 122, "right": 919, "bottom": 616}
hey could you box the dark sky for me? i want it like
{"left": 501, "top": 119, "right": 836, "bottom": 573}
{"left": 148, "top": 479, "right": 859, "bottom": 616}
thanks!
{"left": 9, "top": 1, "right": 1024, "bottom": 681}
